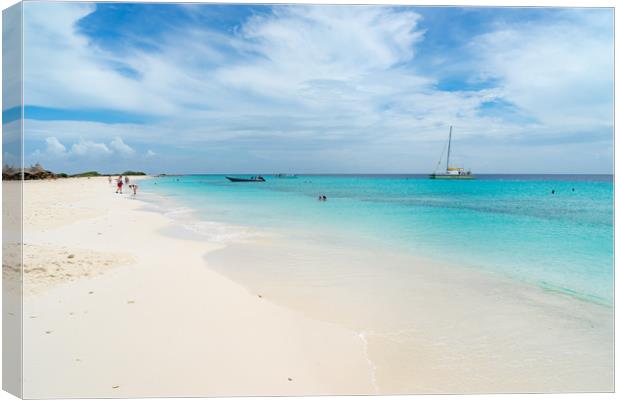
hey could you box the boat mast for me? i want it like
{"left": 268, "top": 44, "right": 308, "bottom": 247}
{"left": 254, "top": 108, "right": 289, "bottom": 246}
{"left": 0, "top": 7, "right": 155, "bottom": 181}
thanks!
{"left": 446, "top": 126, "right": 452, "bottom": 172}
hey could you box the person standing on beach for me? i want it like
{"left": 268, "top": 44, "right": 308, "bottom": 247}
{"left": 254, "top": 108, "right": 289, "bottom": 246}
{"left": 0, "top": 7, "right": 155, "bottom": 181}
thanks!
{"left": 116, "top": 175, "right": 123, "bottom": 194}
{"left": 108, "top": 176, "right": 112, "bottom": 185}
{"left": 125, "top": 176, "right": 130, "bottom": 185}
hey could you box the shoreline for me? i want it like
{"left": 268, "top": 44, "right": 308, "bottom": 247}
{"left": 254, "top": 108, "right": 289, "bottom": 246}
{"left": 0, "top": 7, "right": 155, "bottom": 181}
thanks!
{"left": 19, "top": 177, "right": 375, "bottom": 397}
{"left": 203, "top": 236, "right": 613, "bottom": 393}
{"left": 140, "top": 174, "right": 613, "bottom": 308}
{"left": 142, "top": 177, "right": 612, "bottom": 306}
{"left": 141, "top": 179, "right": 613, "bottom": 393}
{"left": 15, "top": 176, "right": 614, "bottom": 395}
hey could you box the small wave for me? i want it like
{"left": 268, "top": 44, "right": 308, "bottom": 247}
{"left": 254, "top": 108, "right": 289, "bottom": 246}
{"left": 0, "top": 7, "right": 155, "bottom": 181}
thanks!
{"left": 537, "top": 280, "right": 611, "bottom": 307}
{"left": 140, "top": 191, "right": 258, "bottom": 244}
{"left": 357, "top": 331, "right": 380, "bottom": 394}
{"left": 163, "top": 207, "right": 194, "bottom": 218}
{"left": 180, "top": 220, "right": 256, "bottom": 243}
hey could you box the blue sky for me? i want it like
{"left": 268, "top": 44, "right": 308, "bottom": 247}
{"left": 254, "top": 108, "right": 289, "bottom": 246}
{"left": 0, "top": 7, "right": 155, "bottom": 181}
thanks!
{"left": 11, "top": 3, "right": 613, "bottom": 174}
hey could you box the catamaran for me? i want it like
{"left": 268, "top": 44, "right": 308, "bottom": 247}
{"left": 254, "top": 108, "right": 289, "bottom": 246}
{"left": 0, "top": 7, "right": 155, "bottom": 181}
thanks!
{"left": 429, "top": 126, "right": 475, "bottom": 180}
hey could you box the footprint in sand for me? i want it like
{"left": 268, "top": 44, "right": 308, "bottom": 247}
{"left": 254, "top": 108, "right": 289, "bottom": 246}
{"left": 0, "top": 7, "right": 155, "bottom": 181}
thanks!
{"left": 88, "top": 291, "right": 94, "bottom": 294}
{"left": 45, "top": 331, "right": 52, "bottom": 334}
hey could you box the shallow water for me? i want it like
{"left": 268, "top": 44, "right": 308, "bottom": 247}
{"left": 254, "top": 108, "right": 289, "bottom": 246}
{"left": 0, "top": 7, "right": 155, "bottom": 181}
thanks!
{"left": 142, "top": 174, "right": 613, "bottom": 305}
{"left": 140, "top": 174, "right": 613, "bottom": 393}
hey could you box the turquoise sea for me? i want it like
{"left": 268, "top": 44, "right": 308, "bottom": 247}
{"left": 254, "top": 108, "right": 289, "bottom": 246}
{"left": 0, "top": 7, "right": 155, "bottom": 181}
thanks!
{"left": 141, "top": 174, "right": 613, "bottom": 306}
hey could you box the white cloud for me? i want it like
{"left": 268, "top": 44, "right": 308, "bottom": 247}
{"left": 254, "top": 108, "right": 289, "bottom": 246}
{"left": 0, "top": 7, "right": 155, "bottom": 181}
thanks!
{"left": 70, "top": 139, "right": 111, "bottom": 157}
{"left": 23, "top": 2, "right": 177, "bottom": 114}
{"left": 26, "top": 136, "right": 146, "bottom": 173}
{"left": 216, "top": 6, "right": 424, "bottom": 98}
{"left": 146, "top": 150, "right": 156, "bottom": 157}
{"left": 21, "top": 5, "right": 613, "bottom": 173}
{"left": 45, "top": 136, "right": 67, "bottom": 156}
{"left": 109, "top": 137, "right": 136, "bottom": 157}
{"left": 470, "top": 10, "right": 613, "bottom": 132}
{"left": 30, "top": 136, "right": 138, "bottom": 159}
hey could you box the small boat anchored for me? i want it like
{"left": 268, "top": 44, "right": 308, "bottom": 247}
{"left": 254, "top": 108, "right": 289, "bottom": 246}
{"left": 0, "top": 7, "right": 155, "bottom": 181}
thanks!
{"left": 429, "top": 126, "right": 475, "bottom": 180}
{"left": 275, "top": 173, "right": 297, "bottom": 179}
{"left": 226, "top": 176, "right": 266, "bottom": 182}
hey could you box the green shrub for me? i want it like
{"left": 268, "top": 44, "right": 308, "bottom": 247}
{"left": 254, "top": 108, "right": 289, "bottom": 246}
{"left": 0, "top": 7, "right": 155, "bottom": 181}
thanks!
{"left": 71, "top": 171, "right": 101, "bottom": 177}
{"left": 119, "top": 171, "right": 146, "bottom": 176}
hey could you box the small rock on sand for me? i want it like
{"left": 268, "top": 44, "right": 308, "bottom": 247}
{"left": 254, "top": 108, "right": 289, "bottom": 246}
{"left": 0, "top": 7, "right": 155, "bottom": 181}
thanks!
{"left": 112, "top": 386, "right": 120, "bottom": 389}
{"left": 67, "top": 254, "right": 75, "bottom": 259}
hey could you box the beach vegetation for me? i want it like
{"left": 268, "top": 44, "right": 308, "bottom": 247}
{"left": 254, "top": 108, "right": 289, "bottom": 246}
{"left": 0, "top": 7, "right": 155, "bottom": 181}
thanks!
{"left": 120, "top": 171, "right": 146, "bottom": 176}
{"left": 71, "top": 171, "right": 101, "bottom": 177}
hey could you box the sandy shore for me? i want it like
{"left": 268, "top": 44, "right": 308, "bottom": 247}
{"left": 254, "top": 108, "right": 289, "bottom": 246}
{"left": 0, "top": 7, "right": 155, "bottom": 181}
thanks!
{"left": 10, "top": 176, "right": 613, "bottom": 397}
{"left": 207, "top": 236, "right": 614, "bottom": 394}
{"left": 17, "top": 177, "right": 375, "bottom": 398}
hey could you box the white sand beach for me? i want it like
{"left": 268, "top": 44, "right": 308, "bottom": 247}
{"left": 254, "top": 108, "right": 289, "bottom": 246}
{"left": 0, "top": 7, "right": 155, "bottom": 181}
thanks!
{"left": 17, "top": 177, "right": 374, "bottom": 398}
{"left": 4, "top": 2, "right": 613, "bottom": 397}
{"left": 9, "top": 177, "right": 613, "bottom": 397}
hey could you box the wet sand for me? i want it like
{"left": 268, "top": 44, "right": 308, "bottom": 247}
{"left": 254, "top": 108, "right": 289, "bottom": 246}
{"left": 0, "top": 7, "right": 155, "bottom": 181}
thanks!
{"left": 205, "top": 237, "right": 614, "bottom": 394}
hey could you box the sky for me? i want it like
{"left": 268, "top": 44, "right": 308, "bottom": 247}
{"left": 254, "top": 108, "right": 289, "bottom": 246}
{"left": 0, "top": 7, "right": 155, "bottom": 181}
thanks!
{"left": 5, "top": 2, "right": 614, "bottom": 174}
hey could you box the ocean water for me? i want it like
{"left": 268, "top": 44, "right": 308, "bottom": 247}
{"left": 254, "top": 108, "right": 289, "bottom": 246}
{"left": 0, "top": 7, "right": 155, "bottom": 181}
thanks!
{"left": 139, "top": 174, "right": 613, "bottom": 392}
{"left": 140, "top": 174, "right": 613, "bottom": 306}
